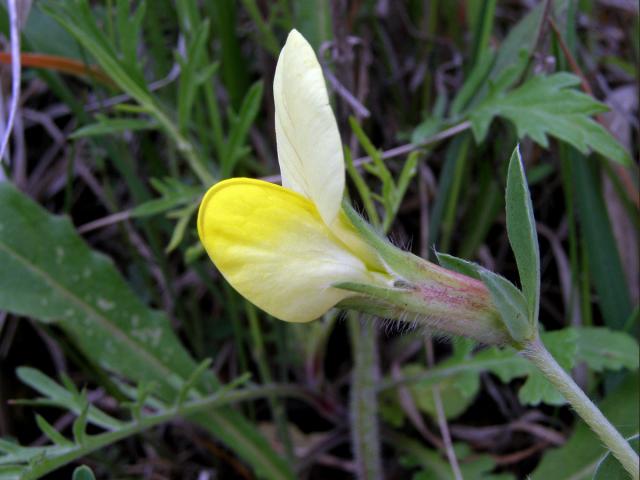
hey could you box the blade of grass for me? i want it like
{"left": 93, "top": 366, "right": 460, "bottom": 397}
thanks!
{"left": 572, "top": 150, "right": 632, "bottom": 329}
{"left": 208, "top": 0, "right": 249, "bottom": 110}
{"left": 438, "top": 135, "right": 471, "bottom": 252}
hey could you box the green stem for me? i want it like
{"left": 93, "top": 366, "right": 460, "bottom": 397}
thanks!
{"left": 522, "top": 337, "right": 639, "bottom": 479}
{"left": 349, "top": 314, "right": 383, "bottom": 480}
{"left": 246, "top": 302, "right": 296, "bottom": 463}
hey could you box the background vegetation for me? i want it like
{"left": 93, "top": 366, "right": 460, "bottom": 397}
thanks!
{"left": 0, "top": 0, "right": 638, "bottom": 479}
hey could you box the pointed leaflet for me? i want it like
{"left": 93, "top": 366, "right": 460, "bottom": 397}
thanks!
{"left": 506, "top": 146, "right": 540, "bottom": 328}
{"left": 0, "top": 183, "right": 293, "bottom": 480}
{"left": 273, "top": 29, "right": 345, "bottom": 225}
{"left": 470, "top": 73, "right": 631, "bottom": 165}
{"left": 198, "top": 178, "right": 385, "bottom": 322}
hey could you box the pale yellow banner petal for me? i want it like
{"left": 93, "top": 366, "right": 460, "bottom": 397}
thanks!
{"left": 273, "top": 29, "right": 344, "bottom": 225}
{"left": 197, "top": 178, "right": 374, "bottom": 323}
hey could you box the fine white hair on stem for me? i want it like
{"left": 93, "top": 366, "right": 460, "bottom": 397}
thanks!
{"left": 0, "top": 0, "right": 22, "bottom": 171}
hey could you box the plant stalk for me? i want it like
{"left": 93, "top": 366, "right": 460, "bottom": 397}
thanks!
{"left": 522, "top": 337, "right": 639, "bottom": 479}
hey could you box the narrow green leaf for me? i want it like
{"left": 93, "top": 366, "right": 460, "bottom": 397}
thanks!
{"left": 349, "top": 117, "right": 395, "bottom": 206}
{"left": 239, "top": 0, "right": 280, "bottom": 55}
{"left": 131, "top": 178, "right": 203, "bottom": 218}
{"left": 16, "top": 368, "right": 123, "bottom": 430}
{"left": 573, "top": 152, "right": 632, "bottom": 329}
{"left": 221, "top": 81, "right": 264, "bottom": 177}
{"left": 345, "top": 146, "right": 381, "bottom": 228}
{"left": 177, "top": 21, "right": 211, "bottom": 132}
{"left": 450, "top": 51, "right": 495, "bottom": 117}
{"left": 434, "top": 251, "right": 482, "bottom": 280}
{"left": 469, "top": 0, "right": 496, "bottom": 67}
{"left": 165, "top": 201, "right": 199, "bottom": 253}
{"left": 72, "top": 402, "right": 89, "bottom": 445}
{"left": 0, "top": 439, "right": 20, "bottom": 454}
{"left": 70, "top": 118, "right": 157, "bottom": 138}
{"left": 209, "top": 0, "right": 249, "bottom": 109}
{"left": 292, "top": 0, "right": 331, "bottom": 51}
{"left": 176, "top": 358, "right": 212, "bottom": 407}
{"left": 35, "top": 415, "right": 73, "bottom": 447}
{"left": 505, "top": 145, "right": 540, "bottom": 327}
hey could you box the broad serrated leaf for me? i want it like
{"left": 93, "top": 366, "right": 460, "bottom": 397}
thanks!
{"left": 471, "top": 331, "right": 573, "bottom": 406}
{"left": 403, "top": 363, "right": 480, "bottom": 420}
{"left": 575, "top": 327, "right": 639, "bottom": 372}
{"left": 470, "top": 73, "right": 631, "bottom": 165}
{"left": 394, "top": 432, "right": 514, "bottom": 480}
{"left": 474, "top": 327, "right": 636, "bottom": 406}
{"left": 0, "top": 183, "right": 293, "bottom": 480}
{"left": 519, "top": 329, "right": 578, "bottom": 406}
{"left": 505, "top": 145, "right": 540, "bottom": 328}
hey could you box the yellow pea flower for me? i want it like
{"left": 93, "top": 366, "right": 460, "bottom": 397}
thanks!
{"left": 197, "top": 30, "right": 393, "bottom": 323}
{"left": 198, "top": 29, "right": 510, "bottom": 345}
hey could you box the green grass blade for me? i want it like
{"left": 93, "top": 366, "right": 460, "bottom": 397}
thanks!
{"left": 572, "top": 151, "right": 632, "bottom": 329}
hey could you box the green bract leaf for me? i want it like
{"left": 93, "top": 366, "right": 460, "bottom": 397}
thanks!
{"left": 0, "top": 183, "right": 293, "bottom": 480}
{"left": 435, "top": 251, "right": 482, "bottom": 279}
{"left": 478, "top": 270, "right": 532, "bottom": 343}
{"left": 435, "top": 251, "right": 532, "bottom": 343}
{"left": 505, "top": 145, "right": 540, "bottom": 328}
{"left": 470, "top": 73, "right": 631, "bottom": 165}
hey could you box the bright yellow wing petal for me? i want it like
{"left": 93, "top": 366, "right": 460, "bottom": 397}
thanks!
{"left": 197, "top": 178, "right": 377, "bottom": 322}
{"left": 273, "top": 29, "right": 344, "bottom": 226}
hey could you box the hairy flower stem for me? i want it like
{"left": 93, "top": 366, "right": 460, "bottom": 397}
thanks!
{"left": 522, "top": 337, "right": 639, "bottom": 479}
